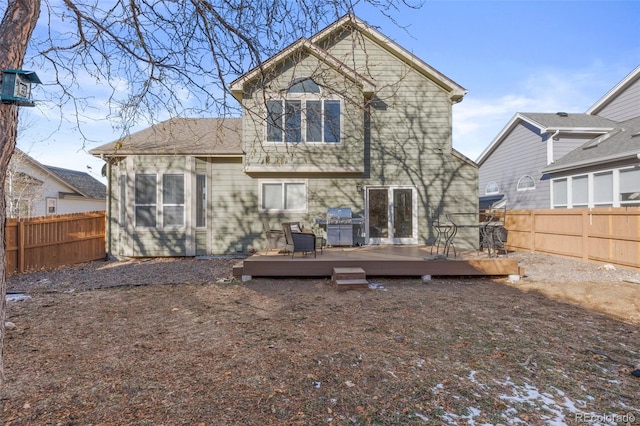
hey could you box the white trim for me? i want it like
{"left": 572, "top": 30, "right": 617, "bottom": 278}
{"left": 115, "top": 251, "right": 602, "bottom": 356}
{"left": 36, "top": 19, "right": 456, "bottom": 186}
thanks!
{"left": 258, "top": 179, "right": 308, "bottom": 213}
{"left": 310, "top": 15, "right": 466, "bottom": 101}
{"left": 516, "top": 175, "right": 536, "bottom": 192}
{"left": 549, "top": 165, "right": 640, "bottom": 208}
{"left": 587, "top": 65, "right": 640, "bottom": 115}
{"left": 364, "top": 185, "right": 418, "bottom": 245}
{"left": 230, "top": 37, "right": 376, "bottom": 100}
{"left": 485, "top": 181, "right": 499, "bottom": 195}
{"left": 265, "top": 94, "right": 344, "bottom": 145}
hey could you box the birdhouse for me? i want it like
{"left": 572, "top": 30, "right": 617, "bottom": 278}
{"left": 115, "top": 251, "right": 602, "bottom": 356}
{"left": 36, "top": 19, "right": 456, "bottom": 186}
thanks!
{"left": 1, "top": 70, "right": 41, "bottom": 107}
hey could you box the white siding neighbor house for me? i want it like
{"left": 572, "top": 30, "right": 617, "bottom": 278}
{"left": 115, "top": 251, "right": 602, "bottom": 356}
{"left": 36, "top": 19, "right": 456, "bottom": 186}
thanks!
{"left": 6, "top": 149, "right": 106, "bottom": 218}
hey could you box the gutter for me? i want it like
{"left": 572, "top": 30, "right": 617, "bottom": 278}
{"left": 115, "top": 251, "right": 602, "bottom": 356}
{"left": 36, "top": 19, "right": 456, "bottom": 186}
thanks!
{"left": 106, "top": 157, "right": 112, "bottom": 260}
{"left": 541, "top": 150, "right": 640, "bottom": 174}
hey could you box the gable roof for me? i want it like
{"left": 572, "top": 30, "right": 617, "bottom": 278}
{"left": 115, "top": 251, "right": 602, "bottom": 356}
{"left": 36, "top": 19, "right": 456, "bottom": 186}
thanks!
{"left": 541, "top": 116, "right": 640, "bottom": 173}
{"left": 13, "top": 149, "right": 106, "bottom": 199}
{"left": 44, "top": 165, "right": 107, "bottom": 199}
{"left": 230, "top": 37, "right": 376, "bottom": 100}
{"left": 519, "top": 112, "right": 616, "bottom": 132}
{"left": 230, "top": 14, "right": 466, "bottom": 103}
{"left": 476, "top": 112, "right": 616, "bottom": 166}
{"left": 586, "top": 65, "right": 640, "bottom": 115}
{"left": 90, "top": 117, "right": 243, "bottom": 157}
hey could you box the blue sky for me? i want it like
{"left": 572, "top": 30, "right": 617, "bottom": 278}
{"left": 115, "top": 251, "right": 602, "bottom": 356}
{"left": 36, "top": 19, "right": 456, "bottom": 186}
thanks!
{"left": 17, "top": 0, "right": 640, "bottom": 182}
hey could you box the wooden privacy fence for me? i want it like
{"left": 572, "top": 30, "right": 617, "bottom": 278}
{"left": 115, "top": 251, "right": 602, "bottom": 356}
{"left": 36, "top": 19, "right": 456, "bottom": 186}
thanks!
{"left": 5, "top": 211, "right": 106, "bottom": 275}
{"left": 505, "top": 207, "right": 640, "bottom": 270}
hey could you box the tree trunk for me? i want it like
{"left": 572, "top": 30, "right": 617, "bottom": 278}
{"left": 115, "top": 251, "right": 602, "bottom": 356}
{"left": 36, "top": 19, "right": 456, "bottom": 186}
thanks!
{"left": 0, "top": 0, "right": 41, "bottom": 386}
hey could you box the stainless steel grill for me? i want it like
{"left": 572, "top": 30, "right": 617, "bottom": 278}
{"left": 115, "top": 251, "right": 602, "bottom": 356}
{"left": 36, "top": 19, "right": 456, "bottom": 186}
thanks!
{"left": 327, "top": 207, "right": 353, "bottom": 246}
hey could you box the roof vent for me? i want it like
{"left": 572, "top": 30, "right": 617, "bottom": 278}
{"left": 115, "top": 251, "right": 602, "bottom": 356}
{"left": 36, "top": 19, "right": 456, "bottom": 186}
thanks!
{"left": 556, "top": 112, "right": 568, "bottom": 117}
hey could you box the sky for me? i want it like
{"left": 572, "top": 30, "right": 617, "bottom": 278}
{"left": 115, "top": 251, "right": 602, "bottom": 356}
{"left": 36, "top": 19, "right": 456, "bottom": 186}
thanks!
{"left": 15, "top": 0, "right": 640, "bottom": 183}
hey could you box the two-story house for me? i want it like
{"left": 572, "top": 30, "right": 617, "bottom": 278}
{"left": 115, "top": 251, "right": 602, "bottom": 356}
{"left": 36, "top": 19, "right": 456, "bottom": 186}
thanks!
{"left": 90, "top": 14, "right": 478, "bottom": 257}
{"left": 477, "top": 65, "right": 640, "bottom": 210}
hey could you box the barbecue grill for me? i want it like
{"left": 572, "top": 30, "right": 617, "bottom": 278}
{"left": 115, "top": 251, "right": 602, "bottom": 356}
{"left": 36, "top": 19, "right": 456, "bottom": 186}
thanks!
{"left": 327, "top": 207, "right": 353, "bottom": 246}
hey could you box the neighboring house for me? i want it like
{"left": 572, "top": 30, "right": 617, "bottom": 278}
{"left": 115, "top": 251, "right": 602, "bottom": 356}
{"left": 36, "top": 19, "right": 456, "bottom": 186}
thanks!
{"left": 90, "top": 14, "right": 477, "bottom": 257}
{"left": 477, "top": 65, "right": 640, "bottom": 210}
{"left": 6, "top": 149, "right": 107, "bottom": 218}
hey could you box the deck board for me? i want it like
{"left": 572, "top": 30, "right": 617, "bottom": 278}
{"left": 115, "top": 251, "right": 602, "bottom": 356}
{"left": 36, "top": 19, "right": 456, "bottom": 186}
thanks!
{"left": 236, "top": 245, "right": 519, "bottom": 278}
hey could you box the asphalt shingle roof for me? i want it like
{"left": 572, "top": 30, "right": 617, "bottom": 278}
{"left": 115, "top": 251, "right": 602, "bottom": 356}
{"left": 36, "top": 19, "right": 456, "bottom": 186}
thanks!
{"left": 45, "top": 166, "right": 107, "bottom": 199}
{"left": 542, "top": 116, "right": 640, "bottom": 172}
{"left": 89, "top": 117, "right": 243, "bottom": 156}
{"left": 520, "top": 113, "right": 617, "bottom": 129}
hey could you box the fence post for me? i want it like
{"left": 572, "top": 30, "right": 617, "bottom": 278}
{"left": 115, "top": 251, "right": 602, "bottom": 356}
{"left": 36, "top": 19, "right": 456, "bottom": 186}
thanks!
{"left": 18, "top": 220, "right": 25, "bottom": 273}
{"left": 530, "top": 210, "right": 536, "bottom": 252}
{"left": 582, "top": 209, "right": 589, "bottom": 262}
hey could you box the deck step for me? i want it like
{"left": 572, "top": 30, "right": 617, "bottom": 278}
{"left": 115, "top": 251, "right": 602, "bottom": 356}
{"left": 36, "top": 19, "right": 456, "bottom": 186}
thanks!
{"left": 332, "top": 267, "right": 368, "bottom": 291}
{"left": 332, "top": 267, "right": 366, "bottom": 281}
{"left": 334, "top": 278, "right": 370, "bottom": 291}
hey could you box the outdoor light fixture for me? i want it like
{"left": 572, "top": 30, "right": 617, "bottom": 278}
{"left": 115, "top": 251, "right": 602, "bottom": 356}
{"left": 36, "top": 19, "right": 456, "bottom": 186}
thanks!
{"left": 356, "top": 184, "right": 363, "bottom": 193}
{"left": 1, "top": 70, "right": 41, "bottom": 107}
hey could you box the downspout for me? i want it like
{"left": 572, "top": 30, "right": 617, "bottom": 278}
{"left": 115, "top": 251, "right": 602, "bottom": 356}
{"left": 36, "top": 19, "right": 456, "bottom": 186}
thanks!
{"left": 105, "top": 156, "right": 112, "bottom": 260}
{"left": 546, "top": 130, "right": 560, "bottom": 165}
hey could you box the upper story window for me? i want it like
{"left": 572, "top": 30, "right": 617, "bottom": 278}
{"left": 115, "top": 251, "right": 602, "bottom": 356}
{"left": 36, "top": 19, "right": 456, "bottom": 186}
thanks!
{"left": 266, "top": 78, "right": 341, "bottom": 144}
{"left": 485, "top": 181, "right": 499, "bottom": 195}
{"left": 516, "top": 175, "right": 536, "bottom": 191}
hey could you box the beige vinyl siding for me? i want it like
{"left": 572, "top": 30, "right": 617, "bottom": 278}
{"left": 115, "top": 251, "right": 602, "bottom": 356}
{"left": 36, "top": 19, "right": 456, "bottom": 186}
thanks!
{"left": 594, "top": 77, "right": 640, "bottom": 122}
{"left": 321, "top": 30, "right": 477, "bottom": 248}
{"left": 119, "top": 155, "right": 192, "bottom": 257}
{"left": 208, "top": 157, "right": 260, "bottom": 254}
{"left": 242, "top": 52, "right": 365, "bottom": 173}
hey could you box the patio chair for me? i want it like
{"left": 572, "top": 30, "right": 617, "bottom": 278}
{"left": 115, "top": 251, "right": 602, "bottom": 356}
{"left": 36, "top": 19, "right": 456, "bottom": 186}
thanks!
{"left": 261, "top": 219, "right": 285, "bottom": 253}
{"left": 282, "top": 222, "right": 317, "bottom": 258}
{"left": 430, "top": 209, "right": 455, "bottom": 257}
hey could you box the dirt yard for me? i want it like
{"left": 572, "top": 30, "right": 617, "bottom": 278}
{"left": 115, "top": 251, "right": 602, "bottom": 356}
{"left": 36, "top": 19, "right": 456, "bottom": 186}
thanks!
{"left": 2, "top": 252, "right": 639, "bottom": 425}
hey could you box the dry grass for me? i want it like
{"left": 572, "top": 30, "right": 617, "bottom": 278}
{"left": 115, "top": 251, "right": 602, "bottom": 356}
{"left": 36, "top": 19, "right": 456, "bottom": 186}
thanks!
{"left": 2, "top": 263, "right": 639, "bottom": 425}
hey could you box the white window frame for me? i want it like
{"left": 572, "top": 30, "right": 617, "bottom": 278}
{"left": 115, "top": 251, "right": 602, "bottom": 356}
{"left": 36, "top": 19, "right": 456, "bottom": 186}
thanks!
{"left": 550, "top": 167, "right": 640, "bottom": 209}
{"left": 593, "top": 171, "right": 613, "bottom": 207}
{"left": 134, "top": 173, "right": 186, "bottom": 229}
{"left": 571, "top": 174, "right": 589, "bottom": 207}
{"left": 134, "top": 174, "right": 157, "bottom": 227}
{"left": 516, "top": 175, "right": 536, "bottom": 191}
{"left": 265, "top": 79, "right": 342, "bottom": 144}
{"left": 259, "top": 180, "right": 308, "bottom": 213}
{"left": 551, "top": 178, "right": 568, "bottom": 209}
{"left": 162, "top": 174, "right": 185, "bottom": 228}
{"left": 619, "top": 166, "right": 640, "bottom": 206}
{"left": 485, "top": 181, "right": 499, "bottom": 195}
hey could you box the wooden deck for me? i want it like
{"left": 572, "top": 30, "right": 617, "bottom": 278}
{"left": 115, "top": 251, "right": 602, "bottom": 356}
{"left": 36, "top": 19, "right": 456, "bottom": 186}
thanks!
{"left": 234, "top": 245, "right": 521, "bottom": 279}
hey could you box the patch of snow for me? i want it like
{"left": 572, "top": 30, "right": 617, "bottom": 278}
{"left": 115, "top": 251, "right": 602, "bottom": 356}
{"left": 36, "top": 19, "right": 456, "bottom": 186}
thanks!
{"left": 368, "top": 282, "right": 388, "bottom": 291}
{"left": 413, "top": 412, "right": 429, "bottom": 421}
{"left": 6, "top": 293, "right": 31, "bottom": 302}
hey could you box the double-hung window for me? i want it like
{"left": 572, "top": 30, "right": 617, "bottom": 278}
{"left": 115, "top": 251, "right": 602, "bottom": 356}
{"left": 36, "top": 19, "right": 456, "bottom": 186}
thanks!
{"left": 163, "top": 174, "right": 185, "bottom": 227}
{"left": 135, "top": 174, "right": 157, "bottom": 227}
{"left": 266, "top": 78, "right": 341, "bottom": 143}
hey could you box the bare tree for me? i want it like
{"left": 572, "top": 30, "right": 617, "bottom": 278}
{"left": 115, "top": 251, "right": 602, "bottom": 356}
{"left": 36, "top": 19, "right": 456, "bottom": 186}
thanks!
{"left": 0, "top": 0, "right": 418, "bottom": 385}
{"left": 5, "top": 149, "right": 44, "bottom": 218}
